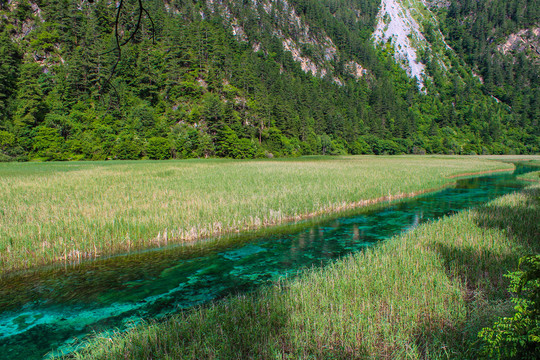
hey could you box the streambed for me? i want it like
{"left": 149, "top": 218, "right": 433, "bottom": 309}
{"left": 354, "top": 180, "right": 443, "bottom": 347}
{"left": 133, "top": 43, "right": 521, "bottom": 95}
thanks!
{"left": 0, "top": 166, "right": 534, "bottom": 359}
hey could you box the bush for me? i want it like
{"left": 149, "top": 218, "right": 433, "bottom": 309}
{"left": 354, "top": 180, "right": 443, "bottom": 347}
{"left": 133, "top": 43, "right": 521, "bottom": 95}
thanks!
{"left": 0, "top": 153, "right": 12, "bottom": 162}
{"left": 146, "top": 137, "right": 171, "bottom": 160}
{"left": 329, "top": 139, "right": 347, "bottom": 155}
{"left": 216, "top": 126, "right": 255, "bottom": 159}
{"left": 0, "top": 130, "right": 15, "bottom": 150}
{"left": 350, "top": 137, "right": 373, "bottom": 154}
{"left": 364, "top": 136, "right": 403, "bottom": 155}
{"left": 32, "top": 126, "right": 65, "bottom": 161}
{"left": 478, "top": 255, "right": 540, "bottom": 359}
{"left": 233, "top": 138, "right": 256, "bottom": 159}
{"left": 113, "top": 133, "right": 142, "bottom": 160}
{"left": 263, "top": 127, "right": 294, "bottom": 156}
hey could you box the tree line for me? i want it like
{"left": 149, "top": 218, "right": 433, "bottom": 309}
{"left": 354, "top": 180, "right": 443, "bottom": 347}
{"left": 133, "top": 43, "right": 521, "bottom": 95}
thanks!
{"left": 0, "top": 0, "right": 537, "bottom": 161}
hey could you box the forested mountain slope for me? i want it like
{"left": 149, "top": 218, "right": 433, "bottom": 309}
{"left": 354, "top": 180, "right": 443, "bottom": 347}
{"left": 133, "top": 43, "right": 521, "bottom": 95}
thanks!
{"left": 0, "top": 0, "right": 538, "bottom": 161}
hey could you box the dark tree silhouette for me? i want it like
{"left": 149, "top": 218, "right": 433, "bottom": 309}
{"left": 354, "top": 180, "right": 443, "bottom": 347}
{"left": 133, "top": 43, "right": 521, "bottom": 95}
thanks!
{"left": 102, "top": 0, "right": 155, "bottom": 90}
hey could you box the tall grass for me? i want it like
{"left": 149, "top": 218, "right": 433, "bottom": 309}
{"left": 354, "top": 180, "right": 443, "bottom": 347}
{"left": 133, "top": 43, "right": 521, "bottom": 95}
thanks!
{"left": 0, "top": 156, "right": 522, "bottom": 271}
{"left": 518, "top": 170, "right": 540, "bottom": 181}
{"left": 63, "top": 183, "right": 539, "bottom": 360}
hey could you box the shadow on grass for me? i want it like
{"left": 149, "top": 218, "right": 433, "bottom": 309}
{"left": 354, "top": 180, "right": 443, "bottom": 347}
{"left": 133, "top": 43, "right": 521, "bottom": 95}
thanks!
{"left": 175, "top": 186, "right": 539, "bottom": 360}
{"left": 415, "top": 185, "right": 539, "bottom": 358}
{"left": 60, "top": 290, "right": 292, "bottom": 360}
{"left": 473, "top": 186, "right": 540, "bottom": 252}
{"left": 181, "top": 294, "right": 290, "bottom": 359}
{"left": 439, "top": 185, "right": 538, "bottom": 294}
{"left": 159, "top": 290, "right": 369, "bottom": 360}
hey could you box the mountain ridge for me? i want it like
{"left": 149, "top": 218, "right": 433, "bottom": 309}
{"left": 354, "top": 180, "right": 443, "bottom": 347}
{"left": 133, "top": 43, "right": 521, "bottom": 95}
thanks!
{"left": 0, "top": 0, "right": 538, "bottom": 161}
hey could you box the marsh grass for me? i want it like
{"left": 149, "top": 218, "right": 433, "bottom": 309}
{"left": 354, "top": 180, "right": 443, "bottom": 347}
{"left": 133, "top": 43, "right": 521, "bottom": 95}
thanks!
{"left": 0, "top": 156, "right": 518, "bottom": 272}
{"left": 63, "top": 183, "right": 540, "bottom": 360}
{"left": 518, "top": 170, "right": 540, "bottom": 182}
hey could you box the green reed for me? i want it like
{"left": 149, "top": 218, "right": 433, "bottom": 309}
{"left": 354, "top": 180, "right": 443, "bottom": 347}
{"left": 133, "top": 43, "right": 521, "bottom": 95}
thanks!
{"left": 63, "top": 182, "right": 539, "bottom": 360}
{"left": 0, "top": 155, "right": 524, "bottom": 272}
{"left": 518, "top": 170, "right": 540, "bottom": 181}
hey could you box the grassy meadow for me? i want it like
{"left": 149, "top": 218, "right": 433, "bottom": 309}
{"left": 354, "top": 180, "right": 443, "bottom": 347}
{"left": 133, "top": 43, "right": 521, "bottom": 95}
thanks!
{"left": 63, "top": 182, "right": 540, "bottom": 359}
{"left": 0, "top": 156, "right": 519, "bottom": 272}
{"left": 519, "top": 171, "right": 540, "bottom": 182}
{"left": 517, "top": 159, "right": 540, "bottom": 181}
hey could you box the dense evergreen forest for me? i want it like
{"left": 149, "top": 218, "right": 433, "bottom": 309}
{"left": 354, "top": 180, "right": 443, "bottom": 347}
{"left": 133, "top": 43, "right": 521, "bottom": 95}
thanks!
{"left": 0, "top": 0, "right": 538, "bottom": 161}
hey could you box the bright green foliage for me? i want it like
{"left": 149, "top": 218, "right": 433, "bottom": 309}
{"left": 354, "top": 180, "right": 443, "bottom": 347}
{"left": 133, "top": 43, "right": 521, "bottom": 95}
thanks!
{"left": 113, "top": 132, "right": 142, "bottom": 160}
{"left": 146, "top": 137, "right": 171, "bottom": 160}
{"left": 262, "top": 127, "right": 297, "bottom": 157}
{"left": 32, "top": 126, "right": 65, "bottom": 160}
{"left": 216, "top": 126, "right": 255, "bottom": 159}
{"left": 63, "top": 182, "right": 540, "bottom": 360}
{"left": 29, "top": 23, "right": 60, "bottom": 53}
{"left": 441, "top": 0, "right": 540, "bottom": 144}
{"left": 478, "top": 255, "right": 540, "bottom": 359}
{"left": 0, "top": 0, "right": 537, "bottom": 161}
{"left": 0, "top": 29, "right": 21, "bottom": 126}
{"left": 0, "top": 129, "right": 16, "bottom": 162}
{"left": 0, "top": 156, "right": 517, "bottom": 271}
{"left": 349, "top": 137, "right": 371, "bottom": 155}
{"left": 0, "top": 130, "right": 15, "bottom": 149}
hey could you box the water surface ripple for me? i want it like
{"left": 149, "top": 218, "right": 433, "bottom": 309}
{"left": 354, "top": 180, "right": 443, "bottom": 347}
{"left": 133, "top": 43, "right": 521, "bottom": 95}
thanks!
{"left": 0, "top": 167, "right": 533, "bottom": 359}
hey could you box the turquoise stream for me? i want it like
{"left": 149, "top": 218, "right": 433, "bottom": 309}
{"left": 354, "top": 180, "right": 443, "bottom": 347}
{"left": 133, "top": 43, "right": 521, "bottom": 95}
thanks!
{"left": 0, "top": 165, "right": 534, "bottom": 359}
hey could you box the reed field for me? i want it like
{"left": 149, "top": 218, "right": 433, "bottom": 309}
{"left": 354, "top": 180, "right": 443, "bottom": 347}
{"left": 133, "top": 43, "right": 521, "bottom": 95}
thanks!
{"left": 517, "top": 159, "right": 540, "bottom": 181}
{"left": 63, "top": 182, "right": 539, "bottom": 360}
{"left": 0, "top": 156, "right": 521, "bottom": 272}
{"left": 519, "top": 170, "right": 540, "bottom": 181}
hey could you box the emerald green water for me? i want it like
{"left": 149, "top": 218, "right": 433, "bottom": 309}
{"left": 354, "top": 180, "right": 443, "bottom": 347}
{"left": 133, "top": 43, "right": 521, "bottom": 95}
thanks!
{"left": 0, "top": 166, "right": 534, "bottom": 359}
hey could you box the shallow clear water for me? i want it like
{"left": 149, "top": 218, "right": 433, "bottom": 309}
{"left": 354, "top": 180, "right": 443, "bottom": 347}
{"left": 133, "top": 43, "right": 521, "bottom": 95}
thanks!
{"left": 0, "top": 166, "right": 534, "bottom": 359}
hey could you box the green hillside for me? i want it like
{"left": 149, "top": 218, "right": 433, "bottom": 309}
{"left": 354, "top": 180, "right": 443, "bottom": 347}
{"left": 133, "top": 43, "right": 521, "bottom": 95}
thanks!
{"left": 0, "top": 0, "right": 538, "bottom": 162}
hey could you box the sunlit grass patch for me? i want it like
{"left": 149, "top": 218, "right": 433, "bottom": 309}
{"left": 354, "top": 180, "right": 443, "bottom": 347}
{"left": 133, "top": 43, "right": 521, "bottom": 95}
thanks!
{"left": 63, "top": 183, "right": 539, "bottom": 360}
{"left": 518, "top": 170, "right": 540, "bottom": 182}
{"left": 0, "top": 155, "right": 518, "bottom": 272}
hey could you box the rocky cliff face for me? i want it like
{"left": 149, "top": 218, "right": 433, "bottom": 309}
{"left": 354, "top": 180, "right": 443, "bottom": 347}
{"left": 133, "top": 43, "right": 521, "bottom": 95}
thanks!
{"left": 1, "top": 0, "right": 538, "bottom": 160}
{"left": 498, "top": 27, "right": 540, "bottom": 63}
{"left": 200, "top": 0, "right": 366, "bottom": 83}
{"left": 371, "top": 0, "right": 467, "bottom": 91}
{"left": 4, "top": 0, "right": 538, "bottom": 90}
{"left": 372, "top": 0, "right": 427, "bottom": 87}
{"left": 202, "top": 0, "right": 469, "bottom": 90}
